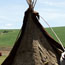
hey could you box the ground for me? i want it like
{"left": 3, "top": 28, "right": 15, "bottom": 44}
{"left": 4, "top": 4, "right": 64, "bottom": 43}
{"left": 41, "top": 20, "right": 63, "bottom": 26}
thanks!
{"left": 0, "top": 51, "right": 9, "bottom": 65}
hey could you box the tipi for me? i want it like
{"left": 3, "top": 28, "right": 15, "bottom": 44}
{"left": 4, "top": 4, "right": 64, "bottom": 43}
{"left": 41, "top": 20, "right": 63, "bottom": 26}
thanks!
{"left": 2, "top": 0, "right": 64, "bottom": 65}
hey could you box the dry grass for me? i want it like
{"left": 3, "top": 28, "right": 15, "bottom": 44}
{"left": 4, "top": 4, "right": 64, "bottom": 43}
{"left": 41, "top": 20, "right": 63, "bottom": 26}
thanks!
{"left": 0, "top": 56, "right": 7, "bottom": 65}
{"left": 0, "top": 51, "right": 10, "bottom": 65}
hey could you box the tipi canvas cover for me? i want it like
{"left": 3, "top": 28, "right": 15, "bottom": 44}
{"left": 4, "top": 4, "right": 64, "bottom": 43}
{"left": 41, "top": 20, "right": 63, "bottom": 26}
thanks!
{"left": 2, "top": 1, "right": 64, "bottom": 65}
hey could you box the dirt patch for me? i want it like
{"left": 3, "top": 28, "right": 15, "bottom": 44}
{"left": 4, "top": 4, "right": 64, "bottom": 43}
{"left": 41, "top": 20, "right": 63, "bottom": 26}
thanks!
{"left": 0, "top": 51, "right": 10, "bottom": 56}
{"left": 0, "top": 47, "right": 11, "bottom": 56}
{"left": 0, "top": 47, "right": 12, "bottom": 51}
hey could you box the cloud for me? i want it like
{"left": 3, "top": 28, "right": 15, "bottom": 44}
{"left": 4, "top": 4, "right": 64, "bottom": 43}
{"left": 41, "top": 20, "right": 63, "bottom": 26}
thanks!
{"left": 3, "top": 23, "right": 13, "bottom": 29}
{"left": 0, "top": 0, "right": 65, "bottom": 29}
{"left": 5, "top": 24, "right": 13, "bottom": 27}
{"left": 44, "top": 2, "right": 65, "bottom": 7}
{"left": 0, "top": 5, "right": 24, "bottom": 23}
{"left": 37, "top": 0, "right": 65, "bottom": 8}
{"left": 38, "top": 8, "right": 65, "bottom": 27}
{"left": 36, "top": 0, "right": 65, "bottom": 23}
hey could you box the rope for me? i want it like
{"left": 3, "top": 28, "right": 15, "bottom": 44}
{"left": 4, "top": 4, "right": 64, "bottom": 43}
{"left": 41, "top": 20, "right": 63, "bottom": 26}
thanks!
{"left": 40, "top": 15, "right": 65, "bottom": 51}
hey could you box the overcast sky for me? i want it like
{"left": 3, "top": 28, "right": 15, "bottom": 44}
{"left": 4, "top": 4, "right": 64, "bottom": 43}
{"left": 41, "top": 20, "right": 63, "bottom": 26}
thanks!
{"left": 0, "top": 0, "right": 65, "bottom": 29}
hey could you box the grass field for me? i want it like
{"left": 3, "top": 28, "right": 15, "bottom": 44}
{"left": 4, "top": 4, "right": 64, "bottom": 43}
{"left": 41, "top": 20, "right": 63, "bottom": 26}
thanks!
{"left": 46, "top": 26, "right": 65, "bottom": 46}
{"left": 0, "top": 27, "right": 65, "bottom": 48}
{"left": 0, "top": 26, "right": 65, "bottom": 64}
{"left": 0, "top": 29, "right": 19, "bottom": 48}
{"left": 0, "top": 56, "right": 7, "bottom": 65}
{"left": 0, "top": 29, "right": 19, "bottom": 65}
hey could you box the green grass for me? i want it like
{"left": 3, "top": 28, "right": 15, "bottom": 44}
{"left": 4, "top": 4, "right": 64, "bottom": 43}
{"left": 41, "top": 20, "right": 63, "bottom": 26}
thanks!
{"left": 0, "top": 29, "right": 19, "bottom": 47}
{"left": 0, "top": 56, "right": 7, "bottom": 65}
{"left": 46, "top": 26, "right": 65, "bottom": 46}
{"left": 0, "top": 27, "right": 65, "bottom": 48}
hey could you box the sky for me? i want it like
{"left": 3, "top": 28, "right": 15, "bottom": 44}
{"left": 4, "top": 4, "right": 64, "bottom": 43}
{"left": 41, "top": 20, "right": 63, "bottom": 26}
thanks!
{"left": 0, "top": 0, "right": 65, "bottom": 29}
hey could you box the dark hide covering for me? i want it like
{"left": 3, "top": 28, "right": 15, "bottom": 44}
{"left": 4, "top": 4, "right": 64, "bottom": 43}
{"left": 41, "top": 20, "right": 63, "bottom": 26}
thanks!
{"left": 2, "top": 8, "right": 64, "bottom": 65}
